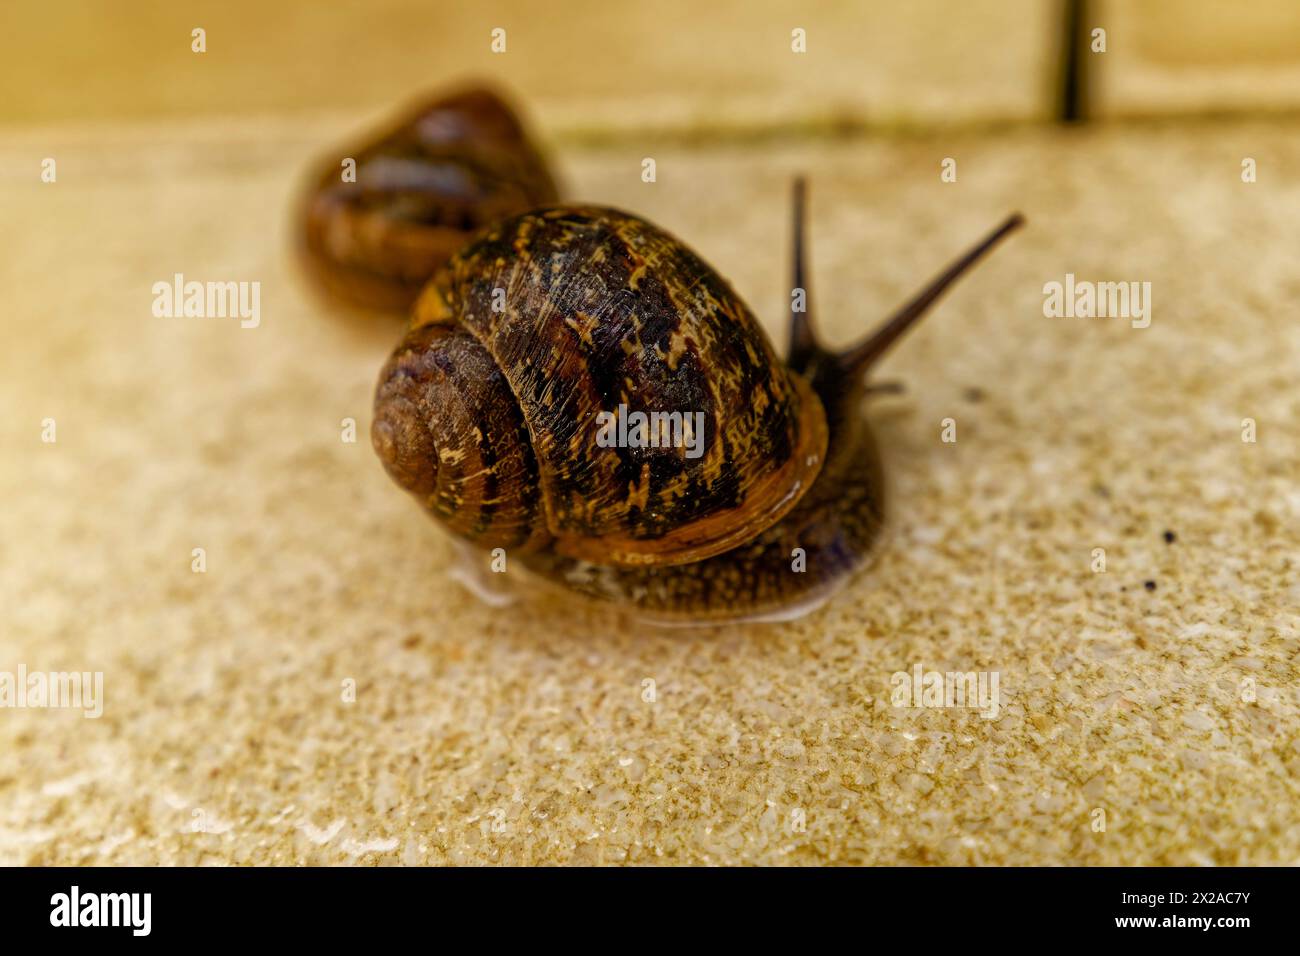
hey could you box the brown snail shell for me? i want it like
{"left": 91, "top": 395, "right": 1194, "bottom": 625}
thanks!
{"left": 373, "top": 206, "right": 828, "bottom": 568}
{"left": 299, "top": 85, "right": 558, "bottom": 312}
{"left": 370, "top": 181, "right": 1023, "bottom": 621}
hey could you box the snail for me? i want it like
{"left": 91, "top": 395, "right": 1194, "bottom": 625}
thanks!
{"left": 370, "top": 181, "right": 1022, "bottom": 622}
{"left": 298, "top": 85, "right": 559, "bottom": 312}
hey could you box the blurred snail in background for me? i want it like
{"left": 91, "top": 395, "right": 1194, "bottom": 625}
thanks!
{"left": 298, "top": 85, "right": 1022, "bottom": 622}
{"left": 299, "top": 85, "right": 558, "bottom": 312}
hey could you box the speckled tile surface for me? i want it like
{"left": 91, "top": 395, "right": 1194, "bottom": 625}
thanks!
{"left": 0, "top": 116, "right": 1297, "bottom": 865}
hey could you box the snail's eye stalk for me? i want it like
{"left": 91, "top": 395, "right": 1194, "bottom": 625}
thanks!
{"left": 838, "top": 212, "right": 1025, "bottom": 377}
{"left": 787, "top": 176, "right": 822, "bottom": 372}
{"left": 784, "top": 177, "right": 1023, "bottom": 385}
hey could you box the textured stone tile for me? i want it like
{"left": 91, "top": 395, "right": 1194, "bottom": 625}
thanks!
{"left": 0, "top": 115, "right": 1296, "bottom": 865}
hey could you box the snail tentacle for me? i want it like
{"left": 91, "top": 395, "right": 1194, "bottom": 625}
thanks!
{"left": 786, "top": 176, "right": 826, "bottom": 374}
{"left": 835, "top": 212, "right": 1025, "bottom": 380}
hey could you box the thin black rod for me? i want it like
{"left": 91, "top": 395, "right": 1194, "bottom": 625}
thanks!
{"left": 1060, "top": 0, "right": 1089, "bottom": 122}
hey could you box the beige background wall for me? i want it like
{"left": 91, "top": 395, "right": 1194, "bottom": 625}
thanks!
{"left": 2, "top": 0, "right": 1057, "bottom": 135}
{"left": 1093, "top": 0, "right": 1300, "bottom": 117}
{"left": 9, "top": 0, "right": 1300, "bottom": 136}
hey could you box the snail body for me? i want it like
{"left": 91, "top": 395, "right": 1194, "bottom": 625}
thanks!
{"left": 372, "top": 181, "right": 1022, "bottom": 622}
{"left": 299, "top": 86, "right": 558, "bottom": 312}
{"left": 517, "top": 390, "right": 886, "bottom": 622}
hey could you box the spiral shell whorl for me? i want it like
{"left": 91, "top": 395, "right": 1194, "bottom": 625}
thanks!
{"left": 372, "top": 322, "right": 549, "bottom": 552}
